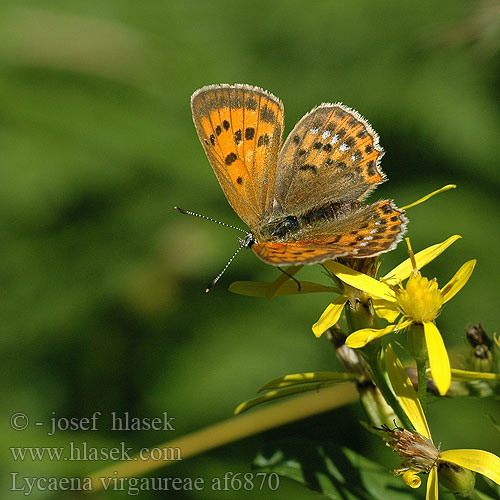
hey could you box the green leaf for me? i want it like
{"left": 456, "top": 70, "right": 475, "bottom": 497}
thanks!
{"left": 235, "top": 383, "right": 338, "bottom": 415}
{"left": 254, "top": 438, "right": 425, "bottom": 500}
{"left": 259, "top": 372, "right": 356, "bottom": 391}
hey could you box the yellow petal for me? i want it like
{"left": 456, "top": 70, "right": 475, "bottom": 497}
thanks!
{"left": 402, "top": 470, "right": 421, "bottom": 488}
{"left": 312, "top": 295, "right": 349, "bottom": 338}
{"left": 383, "top": 235, "right": 461, "bottom": 285}
{"left": 229, "top": 280, "right": 338, "bottom": 298}
{"left": 324, "top": 261, "right": 395, "bottom": 301}
{"left": 372, "top": 298, "right": 400, "bottom": 322}
{"left": 449, "top": 368, "right": 500, "bottom": 381}
{"left": 441, "top": 260, "right": 476, "bottom": 304}
{"left": 440, "top": 449, "right": 500, "bottom": 485}
{"left": 423, "top": 322, "right": 451, "bottom": 396}
{"left": 385, "top": 344, "right": 431, "bottom": 439}
{"left": 259, "top": 371, "right": 354, "bottom": 391}
{"left": 401, "top": 184, "right": 456, "bottom": 210}
{"left": 265, "top": 265, "right": 302, "bottom": 300}
{"left": 345, "top": 320, "right": 413, "bottom": 349}
{"left": 426, "top": 467, "right": 439, "bottom": 500}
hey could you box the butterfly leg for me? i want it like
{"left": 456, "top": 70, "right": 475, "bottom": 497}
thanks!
{"left": 277, "top": 267, "right": 302, "bottom": 292}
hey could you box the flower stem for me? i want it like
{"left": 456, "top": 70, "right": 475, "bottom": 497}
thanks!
{"left": 363, "top": 345, "right": 414, "bottom": 430}
{"left": 416, "top": 358, "right": 427, "bottom": 411}
{"left": 468, "top": 489, "right": 496, "bottom": 500}
{"left": 407, "top": 323, "right": 428, "bottom": 410}
{"left": 344, "top": 297, "right": 413, "bottom": 430}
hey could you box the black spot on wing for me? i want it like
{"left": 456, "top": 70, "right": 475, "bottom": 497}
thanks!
{"left": 257, "top": 134, "right": 270, "bottom": 147}
{"left": 245, "top": 127, "right": 255, "bottom": 140}
{"left": 225, "top": 152, "right": 237, "bottom": 165}
{"left": 299, "top": 164, "right": 318, "bottom": 174}
{"left": 234, "top": 129, "right": 242, "bottom": 145}
{"left": 367, "top": 160, "right": 378, "bottom": 176}
{"left": 380, "top": 203, "right": 393, "bottom": 214}
{"left": 345, "top": 137, "right": 356, "bottom": 148}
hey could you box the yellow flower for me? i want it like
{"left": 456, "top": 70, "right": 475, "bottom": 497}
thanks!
{"left": 384, "top": 345, "right": 500, "bottom": 499}
{"left": 312, "top": 234, "right": 463, "bottom": 338}
{"left": 325, "top": 237, "right": 475, "bottom": 396}
{"left": 395, "top": 273, "right": 443, "bottom": 323}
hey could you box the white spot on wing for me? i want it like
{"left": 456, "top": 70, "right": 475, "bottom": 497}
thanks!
{"left": 370, "top": 229, "right": 378, "bottom": 234}
{"left": 310, "top": 127, "right": 319, "bottom": 134}
{"left": 339, "top": 143, "right": 349, "bottom": 152}
{"left": 330, "top": 134, "right": 339, "bottom": 145}
{"left": 321, "top": 130, "right": 331, "bottom": 140}
{"left": 246, "top": 150, "right": 255, "bottom": 163}
{"left": 360, "top": 241, "right": 369, "bottom": 247}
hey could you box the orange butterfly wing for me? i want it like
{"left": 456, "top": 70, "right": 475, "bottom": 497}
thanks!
{"left": 191, "top": 84, "right": 284, "bottom": 228}
{"left": 252, "top": 200, "right": 407, "bottom": 265}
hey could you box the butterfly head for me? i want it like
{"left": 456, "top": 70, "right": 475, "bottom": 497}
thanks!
{"left": 239, "top": 232, "right": 257, "bottom": 248}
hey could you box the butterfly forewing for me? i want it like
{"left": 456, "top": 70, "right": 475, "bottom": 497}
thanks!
{"left": 275, "top": 103, "right": 385, "bottom": 214}
{"left": 252, "top": 200, "right": 407, "bottom": 265}
{"left": 191, "top": 84, "right": 284, "bottom": 228}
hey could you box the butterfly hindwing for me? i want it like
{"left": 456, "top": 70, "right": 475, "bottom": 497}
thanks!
{"left": 191, "top": 84, "right": 284, "bottom": 228}
{"left": 252, "top": 200, "right": 407, "bottom": 265}
{"left": 274, "top": 103, "right": 385, "bottom": 214}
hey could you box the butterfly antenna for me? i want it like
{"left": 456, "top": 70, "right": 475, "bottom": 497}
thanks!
{"left": 205, "top": 242, "right": 247, "bottom": 293}
{"left": 174, "top": 206, "right": 247, "bottom": 233}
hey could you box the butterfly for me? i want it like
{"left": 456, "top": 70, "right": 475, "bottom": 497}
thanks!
{"left": 189, "top": 83, "right": 407, "bottom": 268}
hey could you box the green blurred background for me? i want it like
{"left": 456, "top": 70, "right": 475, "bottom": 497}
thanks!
{"left": 1, "top": 0, "right": 499, "bottom": 498}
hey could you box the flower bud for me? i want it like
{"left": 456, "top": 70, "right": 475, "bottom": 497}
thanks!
{"left": 437, "top": 461, "right": 475, "bottom": 497}
{"left": 470, "top": 345, "right": 494, "bottom": 373}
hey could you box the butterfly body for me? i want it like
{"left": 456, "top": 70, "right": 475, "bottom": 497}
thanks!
{"left": 257, "top": 199, "right": 362, "bottom": 241}
{"left": 191, "top": 84, "right": 407, "bottom": 266}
